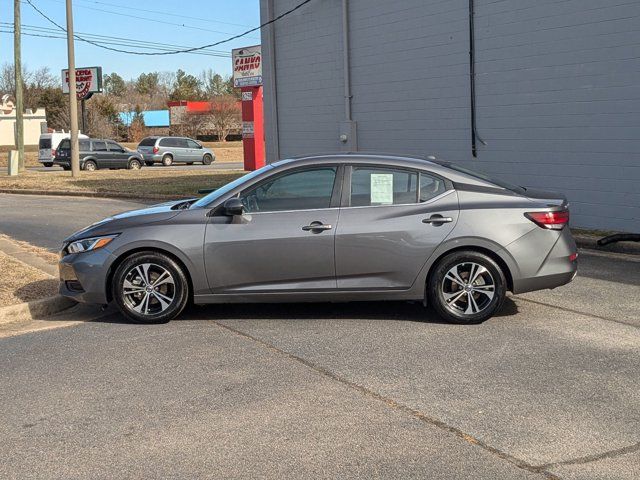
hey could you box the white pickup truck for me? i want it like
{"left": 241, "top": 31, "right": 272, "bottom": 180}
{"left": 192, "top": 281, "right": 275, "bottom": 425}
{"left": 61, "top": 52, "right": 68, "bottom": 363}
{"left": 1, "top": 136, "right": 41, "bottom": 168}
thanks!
{"left": 38, "top": 131, "right": 88, "bottom": 167}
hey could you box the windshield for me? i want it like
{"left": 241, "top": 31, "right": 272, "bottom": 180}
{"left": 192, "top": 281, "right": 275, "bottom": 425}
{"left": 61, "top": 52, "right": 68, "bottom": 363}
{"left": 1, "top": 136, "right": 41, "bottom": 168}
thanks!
{"left": 191, "top": 165, "right": 273, "bottom": 208}
{"left": 435, "top": 161, "right": 525, "bottom": 194}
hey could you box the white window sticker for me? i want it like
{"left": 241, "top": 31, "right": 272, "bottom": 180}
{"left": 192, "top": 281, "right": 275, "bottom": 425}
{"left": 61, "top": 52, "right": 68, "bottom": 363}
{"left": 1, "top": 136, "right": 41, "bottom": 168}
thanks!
{"left": 370, "top": 173, "right": 394, "bottom": 204}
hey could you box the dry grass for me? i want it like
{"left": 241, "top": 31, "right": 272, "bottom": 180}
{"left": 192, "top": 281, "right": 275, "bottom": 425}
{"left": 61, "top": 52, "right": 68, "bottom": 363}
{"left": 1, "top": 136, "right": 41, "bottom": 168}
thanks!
{"left": 0, "top": 251, "right": 58, "bottom": 307}
{"left": 0, "top": 141, "right": 244, "bottom": 168}
{"left": 0, "top": 234, "right": 59, "bottom": 265}
{"left": 0, "top": 169, "right": 246, "bottom": 198}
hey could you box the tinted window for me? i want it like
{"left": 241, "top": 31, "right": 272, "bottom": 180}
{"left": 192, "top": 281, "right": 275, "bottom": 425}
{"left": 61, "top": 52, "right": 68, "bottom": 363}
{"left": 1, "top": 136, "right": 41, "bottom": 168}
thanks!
{"left": 241, "top": 168, "right": 337, "bottom": 213}
{"left": 92, "top": 141, "right": 108, "bottom": 151}
{"left": 79, "top": 140, "right": 90, "bottom": 151}
{"left": 58, "top": 139, "right": 70, "bottom": 150}
{"left": 420, "top": 173, "right": 447, "bottom": 202}
{"left": 159, "top": 138, "right": 173, "bottom": 147}
{"left": 351, "top": 167, "right": 417, "bottom": 206}
{"left": 39, "top": 138, "right": 51, "bottom": 149}
{"left": 187, "top": 139, "right": 200, "bottom": 148}
{"left": 106, "top": 141, "right": 124, "bottom": 152}
{"left": 138, "top": 137, "right": 156, "bottom": 147}
{"left": 175, "top": 138, "right": 189, "bottom": 148}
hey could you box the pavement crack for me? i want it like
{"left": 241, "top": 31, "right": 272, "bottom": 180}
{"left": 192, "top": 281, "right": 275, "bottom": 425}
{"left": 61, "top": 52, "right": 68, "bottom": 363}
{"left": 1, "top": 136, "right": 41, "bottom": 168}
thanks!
{"left": 211, "top": 320, "right": 560, "bottom": 480}
{"left": 537, "top": 441, "right": 640, "bottom": 470}
{"left": 516, "top": 297, "right": 639, "bottom": 329}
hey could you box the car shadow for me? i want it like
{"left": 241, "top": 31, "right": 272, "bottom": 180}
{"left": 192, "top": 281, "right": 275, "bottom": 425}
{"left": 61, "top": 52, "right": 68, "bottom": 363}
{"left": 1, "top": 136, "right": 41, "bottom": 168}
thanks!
{"left": 13, "top": 279, "right": 59, "bottom": 304}
{"left": 96, "top": 297, "right": 519, "bottom": 326}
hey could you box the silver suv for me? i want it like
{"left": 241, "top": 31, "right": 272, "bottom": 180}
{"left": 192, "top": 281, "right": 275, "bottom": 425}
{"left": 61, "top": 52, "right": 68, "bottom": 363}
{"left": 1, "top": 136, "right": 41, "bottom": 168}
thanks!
{"left": 137, "top": 136, "right": 215, "bottom": 166}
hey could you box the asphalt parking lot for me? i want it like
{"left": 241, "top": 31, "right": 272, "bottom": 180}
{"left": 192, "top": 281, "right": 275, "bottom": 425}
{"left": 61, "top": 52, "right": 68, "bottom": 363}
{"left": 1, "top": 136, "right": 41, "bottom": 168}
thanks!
{"left": 0, "top": 193, "right": 638, "bottom": 479}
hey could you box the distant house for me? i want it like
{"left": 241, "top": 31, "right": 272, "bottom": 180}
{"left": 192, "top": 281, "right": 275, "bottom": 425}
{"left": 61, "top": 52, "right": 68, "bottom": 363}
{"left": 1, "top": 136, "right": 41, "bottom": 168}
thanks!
{"left": 118, "top": 110, "right": 170, "bottom": 136}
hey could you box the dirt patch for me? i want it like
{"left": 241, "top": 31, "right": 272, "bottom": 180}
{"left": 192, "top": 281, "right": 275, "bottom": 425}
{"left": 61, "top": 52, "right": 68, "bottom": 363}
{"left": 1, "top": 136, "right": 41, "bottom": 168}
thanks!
{"left": 0, "top": 252, "right": 58, "bottom": 307}
{"left": 0, "top": 169, "right": 245, "bottom": 198}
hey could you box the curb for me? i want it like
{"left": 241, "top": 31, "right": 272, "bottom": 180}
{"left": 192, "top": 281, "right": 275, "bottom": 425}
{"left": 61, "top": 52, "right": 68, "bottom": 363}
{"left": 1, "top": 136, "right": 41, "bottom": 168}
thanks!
{"left": 573, "top": 233, "right": 640, "bottom": 256}
{"left": 0, "top": 296, "right": 77, "bottom": 325}
{"left": 0, "top": 188, "right": 189, "bottom": 202}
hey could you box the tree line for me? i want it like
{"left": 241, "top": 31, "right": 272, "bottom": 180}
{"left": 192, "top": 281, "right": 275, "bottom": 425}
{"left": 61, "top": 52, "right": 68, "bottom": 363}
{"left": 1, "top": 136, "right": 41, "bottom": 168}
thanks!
{"left": 0, "top": 64, "right": 241, "bottom": 142}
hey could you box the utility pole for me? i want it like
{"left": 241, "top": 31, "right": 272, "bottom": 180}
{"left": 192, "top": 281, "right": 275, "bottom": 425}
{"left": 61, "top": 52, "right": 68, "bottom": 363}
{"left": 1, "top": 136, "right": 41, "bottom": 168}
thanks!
{"left": 65, "top": 0, "right": 80, "bottom": 177}
{"left": 14, "top": 0, "right": 24, "bottom": 172}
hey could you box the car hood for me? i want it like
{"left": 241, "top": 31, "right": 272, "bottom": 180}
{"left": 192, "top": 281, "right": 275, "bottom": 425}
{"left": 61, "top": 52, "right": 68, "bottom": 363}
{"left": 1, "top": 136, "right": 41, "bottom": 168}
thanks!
{"left": 64, "top": 199, "right": 189, "bottom": 242}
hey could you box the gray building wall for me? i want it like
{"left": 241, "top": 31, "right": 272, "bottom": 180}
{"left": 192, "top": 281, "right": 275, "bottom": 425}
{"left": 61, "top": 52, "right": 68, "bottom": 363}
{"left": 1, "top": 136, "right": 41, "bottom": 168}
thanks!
{"left": 260, "top": 0, "right": 640, "bottom": 232}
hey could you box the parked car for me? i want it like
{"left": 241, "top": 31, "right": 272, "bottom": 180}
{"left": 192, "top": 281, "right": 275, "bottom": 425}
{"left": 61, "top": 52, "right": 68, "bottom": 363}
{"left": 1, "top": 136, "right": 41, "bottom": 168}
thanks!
{"left": 38, "top": 131, "right": 88, "bottom": 167}
{"left": 137, "top": 136, "right": 215, "bottom": 166}
{"left": 54, "top": 138, "right": 144, "bottom": 171}
{"left": 59, "top": 153, "right": 577, "bottom": 325}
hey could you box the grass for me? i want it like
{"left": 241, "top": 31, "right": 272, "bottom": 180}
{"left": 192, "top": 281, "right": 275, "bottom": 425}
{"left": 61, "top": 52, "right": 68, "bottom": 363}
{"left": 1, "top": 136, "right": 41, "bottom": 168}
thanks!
{"left": 0, "top": 141, "right": 244, "bottom": 168}
{"left": 0, "top": 251, "right": 58, "bottom": 307}
{"left": 0, "top": 169, "right": 246, "bottom": 198}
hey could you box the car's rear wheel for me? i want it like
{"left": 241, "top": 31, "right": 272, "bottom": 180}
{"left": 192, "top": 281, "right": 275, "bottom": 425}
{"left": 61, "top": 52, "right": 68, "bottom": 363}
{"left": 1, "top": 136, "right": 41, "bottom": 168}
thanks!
{"left": 202, "top": 154, "right": 213, "bottom": 165}
{"left": 128, "top": 158, "right": 142, "bottom": 170}
{"left": 427, "top": 250, "right": 506, "bottom": 324}
{"left": 62, "top": 165, "right": 71, "bottom": 171}
{"left": 145, "top": 161, "right": 154, "bottom": 166}
{"left": 162, "top": 154, "right": 173, "bottom": 167}
{"left": 43, "top": 162, "right": 53, "bottom": 168}
{"left": 113, "top": 252, "right": 189, "bottom": 324}
{"left": 83, "top": 160, "right": 97, "bottom": 172}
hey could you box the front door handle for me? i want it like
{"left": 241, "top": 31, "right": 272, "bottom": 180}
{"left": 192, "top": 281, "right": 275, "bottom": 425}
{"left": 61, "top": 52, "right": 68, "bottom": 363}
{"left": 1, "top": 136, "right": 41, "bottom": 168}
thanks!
{"left": 422, "top": 215, "right": 453, "bottom": 224}
{"left": 302, "top": 222, "right": 333, "bottom": 232}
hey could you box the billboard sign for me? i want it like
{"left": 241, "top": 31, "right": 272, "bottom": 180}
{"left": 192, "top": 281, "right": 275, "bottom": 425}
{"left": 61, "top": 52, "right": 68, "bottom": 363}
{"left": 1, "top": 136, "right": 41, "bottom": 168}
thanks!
{"left": 61, "top": 66, "right": 103, "bottom": 100}
{"left": 232, "top": 45, "right": 262, "bottom": 88}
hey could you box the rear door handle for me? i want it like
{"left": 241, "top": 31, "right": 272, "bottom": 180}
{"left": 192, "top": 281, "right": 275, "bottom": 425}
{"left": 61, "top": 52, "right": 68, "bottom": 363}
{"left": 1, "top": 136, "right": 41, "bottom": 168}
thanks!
{"left": 422, "top": 215, "right": 453, "bottom": 224}
{"left": 302, "top": 222, "right": 333, "bottom": 232}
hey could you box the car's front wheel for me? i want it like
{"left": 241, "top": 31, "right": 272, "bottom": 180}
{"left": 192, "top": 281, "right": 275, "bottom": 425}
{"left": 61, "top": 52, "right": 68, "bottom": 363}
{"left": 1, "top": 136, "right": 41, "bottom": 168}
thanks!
{"left": 128, "top": 158, "right": 142, "bottom": 170}
{"left": 202, "top": 154, "right": 213, "bottom": 165}
{"left": 427, "top": 250, "right": 506, "bottom": 324}
{"left": 112, "top": 252, "right": 189, "bottom": 324}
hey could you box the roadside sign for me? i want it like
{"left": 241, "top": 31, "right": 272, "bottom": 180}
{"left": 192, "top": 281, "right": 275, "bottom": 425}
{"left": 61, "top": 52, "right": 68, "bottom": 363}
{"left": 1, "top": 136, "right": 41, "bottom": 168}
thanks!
{"left": 61, "top": 66, "right": 103, "bottom": 100}
{"left": 232, "top": 45, "right": 262, "bottom": 87}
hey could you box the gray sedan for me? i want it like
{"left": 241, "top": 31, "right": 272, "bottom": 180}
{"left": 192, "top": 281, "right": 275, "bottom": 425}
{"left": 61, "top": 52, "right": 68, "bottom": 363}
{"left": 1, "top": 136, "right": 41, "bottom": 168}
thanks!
{"left": 59, "top": 153, "right": 577, "bottom": 324}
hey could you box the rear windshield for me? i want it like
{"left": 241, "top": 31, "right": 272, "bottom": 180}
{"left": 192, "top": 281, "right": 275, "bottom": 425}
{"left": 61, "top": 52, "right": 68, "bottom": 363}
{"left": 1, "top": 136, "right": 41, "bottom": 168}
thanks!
{"left": 39, "top": 138, "right": 52, "bottom": 149}
{"left": 436, "top": 161, "right": 525, "bottom": 194}
{"left": 138, "top": 137, "right": 157, "bottom": 147}
{"left": 58, "top": 139, "right": 70, "bottom": 150}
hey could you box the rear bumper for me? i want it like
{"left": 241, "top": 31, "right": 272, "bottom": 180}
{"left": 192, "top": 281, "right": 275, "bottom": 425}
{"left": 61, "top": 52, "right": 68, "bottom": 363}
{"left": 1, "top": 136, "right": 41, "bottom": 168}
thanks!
{"left": 507, "top": 226, "right": 578, "bottom": 294}
{"left": 140, "top": 153, "right": 162, "bottom": 161}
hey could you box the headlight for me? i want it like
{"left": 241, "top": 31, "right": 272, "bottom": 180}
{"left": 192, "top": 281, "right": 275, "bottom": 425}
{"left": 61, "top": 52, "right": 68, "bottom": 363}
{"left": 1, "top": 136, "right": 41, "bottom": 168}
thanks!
{"left": 66, "top": 234, "right": 118, "bottom": 254}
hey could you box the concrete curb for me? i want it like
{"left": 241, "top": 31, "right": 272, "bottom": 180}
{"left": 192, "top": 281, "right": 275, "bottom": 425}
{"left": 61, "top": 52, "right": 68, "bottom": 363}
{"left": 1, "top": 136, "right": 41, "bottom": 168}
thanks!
{"left": 0, "top": 188, "right": 188, "bottom": 202}
{"left": 0, "top": 296, "right": 77, "bottom": 325}
{"left": 573, "top": 233, "right": 640, "bottom": 256}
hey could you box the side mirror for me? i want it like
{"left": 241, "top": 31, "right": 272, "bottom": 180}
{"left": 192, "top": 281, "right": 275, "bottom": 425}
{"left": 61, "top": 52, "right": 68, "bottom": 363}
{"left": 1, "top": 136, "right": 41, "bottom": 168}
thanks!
{"left": 223, "top": 198, "right": 244, "bottom": 216}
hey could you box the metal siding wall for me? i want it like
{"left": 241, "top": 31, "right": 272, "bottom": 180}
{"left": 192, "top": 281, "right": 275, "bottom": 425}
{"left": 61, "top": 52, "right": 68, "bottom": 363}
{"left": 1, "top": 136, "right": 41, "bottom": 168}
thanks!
{"left": 262, "top": 0, "right": 640, "bottom": 231}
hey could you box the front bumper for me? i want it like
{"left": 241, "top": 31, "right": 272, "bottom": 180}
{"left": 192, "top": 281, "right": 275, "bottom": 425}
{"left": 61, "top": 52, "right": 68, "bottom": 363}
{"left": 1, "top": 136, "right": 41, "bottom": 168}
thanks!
{"left": 59, "top": 248, "right": 115, "bottom": 304}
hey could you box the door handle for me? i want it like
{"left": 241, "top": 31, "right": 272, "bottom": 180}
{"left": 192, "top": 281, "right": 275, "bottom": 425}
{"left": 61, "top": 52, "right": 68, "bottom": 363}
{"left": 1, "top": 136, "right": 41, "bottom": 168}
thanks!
{"left": 302, "top": 222, "right": 332, "bottom": 232}
{"left": 422, "top": 215, "right": 453, "bottom": 224}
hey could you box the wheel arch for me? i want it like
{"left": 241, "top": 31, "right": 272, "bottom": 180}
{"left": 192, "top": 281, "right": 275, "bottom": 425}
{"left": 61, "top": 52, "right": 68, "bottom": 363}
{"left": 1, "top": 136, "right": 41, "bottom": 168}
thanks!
{"left": 106, "top": 246, "right": 194, "bottom": 303}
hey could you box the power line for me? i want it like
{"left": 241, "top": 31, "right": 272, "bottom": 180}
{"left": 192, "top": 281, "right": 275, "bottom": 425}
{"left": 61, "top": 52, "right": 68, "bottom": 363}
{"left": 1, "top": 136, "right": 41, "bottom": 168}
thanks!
{"left": 23, "top": 0, "right": 260, "bottom": 38}
{"left": 1, "top": 22, "right": 232, "bottom": 57}
{"left": 24, "top": 0, "right": 315, "bottom": 56}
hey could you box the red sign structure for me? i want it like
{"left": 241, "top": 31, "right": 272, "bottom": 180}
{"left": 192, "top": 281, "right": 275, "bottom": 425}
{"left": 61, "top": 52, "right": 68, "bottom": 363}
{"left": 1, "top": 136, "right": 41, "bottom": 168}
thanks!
{"left": 233, "top": 46, "right": 264, "bottom": 171}
{"left": 61, "top": 66, "right": 103, "bottom": 100}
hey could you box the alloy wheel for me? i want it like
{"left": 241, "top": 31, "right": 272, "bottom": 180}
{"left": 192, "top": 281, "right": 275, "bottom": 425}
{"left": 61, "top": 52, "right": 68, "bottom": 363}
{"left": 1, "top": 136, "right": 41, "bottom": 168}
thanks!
{"left": 441, "top": 262, "right": 496, "bottom": 315}
{"left": 122, "top": 263, "right": 176, "bottom": 316}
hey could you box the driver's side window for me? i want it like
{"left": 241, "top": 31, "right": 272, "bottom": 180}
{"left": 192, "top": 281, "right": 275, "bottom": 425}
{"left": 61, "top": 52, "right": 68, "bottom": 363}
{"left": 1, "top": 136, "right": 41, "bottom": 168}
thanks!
{"left": 240, "top": 167, "right": 337, "bottom": 213}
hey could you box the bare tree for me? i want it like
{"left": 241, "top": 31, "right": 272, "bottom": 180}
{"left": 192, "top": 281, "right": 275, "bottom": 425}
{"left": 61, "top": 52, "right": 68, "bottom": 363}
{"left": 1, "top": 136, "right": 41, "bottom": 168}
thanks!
{"left": 209, "top": 95, "right": 241, "bottom": 141}
{"left": 180, "top": 111, "right": 211, "bottom": 139}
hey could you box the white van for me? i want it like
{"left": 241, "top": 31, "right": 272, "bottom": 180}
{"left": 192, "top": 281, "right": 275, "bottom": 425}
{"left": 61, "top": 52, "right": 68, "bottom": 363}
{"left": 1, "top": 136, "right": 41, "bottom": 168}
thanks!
{"left": 38, "top": 131, "right": 88, "bottom": 167}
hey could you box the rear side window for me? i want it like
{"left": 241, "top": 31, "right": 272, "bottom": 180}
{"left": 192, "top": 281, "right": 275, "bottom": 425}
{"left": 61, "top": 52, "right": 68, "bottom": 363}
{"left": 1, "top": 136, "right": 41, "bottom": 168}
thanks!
{"left": 138, "top": 137, "right": 156, "bottom": 147}
{"left": 419, "top": 173, "right": 447, "bottom": 202}
{"left": 92, "top": 141, "right": 108, "bottom": 151}
{"left": 39, "top": 138, "right": 51, "bottom": 149}
{"left": 159, "top": 138, "right": 173, "bottom": 147}
{"left": 79, "top": 140, "right": 90, "bottom": 151}
{"left": 351, "top": 167, "right": 417, "bottom": 206}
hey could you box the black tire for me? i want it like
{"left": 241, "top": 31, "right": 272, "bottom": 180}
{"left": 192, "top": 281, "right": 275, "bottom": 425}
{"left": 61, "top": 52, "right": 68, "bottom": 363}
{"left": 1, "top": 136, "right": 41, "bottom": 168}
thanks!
{"left": 62, "top": 166, "right": 71, "bottom": 171}
{"left": 83, "top": 160, "right": 97, "bottom": 172}
{"left": 186, "top": 162, "right": 194, "bottom": 166}
{"left": 202, "top": 154, "right": 213, "bottom": 165}
{"left": 145, "top": 161, "right": 154, "bottom": 167}
{"left": 112, "top": 251, "right": 189, "bottom": 324}
{"left": 128, "top": 158, "right": 142, "bottom": 170}
{"left": 43, "top": 162, "right": 53, "bottom": 168}
{"left": 427, "top": 250, "right": 506, "bottom": 324}
{"left": 162, "top": 154, "right": 173, "bottom": 167}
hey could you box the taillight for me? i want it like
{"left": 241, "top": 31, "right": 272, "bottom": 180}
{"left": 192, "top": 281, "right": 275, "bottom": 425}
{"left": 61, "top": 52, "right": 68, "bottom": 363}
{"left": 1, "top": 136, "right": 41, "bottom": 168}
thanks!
{"left": 52, "top": 148, "right": 56, "bottom": 157}
{"left": 152, "top": 146, "right": 159, "bottom": 154}
{"left": 525, "top": 209, "right": 570, "bottom": 230}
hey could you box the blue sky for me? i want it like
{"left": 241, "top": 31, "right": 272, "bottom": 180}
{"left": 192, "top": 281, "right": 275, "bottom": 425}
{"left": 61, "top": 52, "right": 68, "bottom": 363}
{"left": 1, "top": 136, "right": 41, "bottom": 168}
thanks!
{"left": 2, "top": 0, "right": 260, "bottom": 80}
